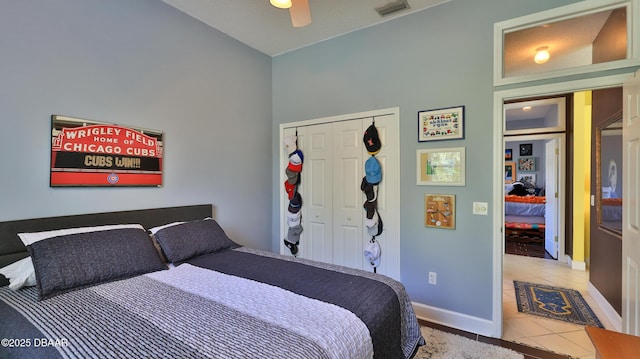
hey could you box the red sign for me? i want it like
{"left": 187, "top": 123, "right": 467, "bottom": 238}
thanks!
{"left": 50, "top": 116, "right": 164, "bottom": 187}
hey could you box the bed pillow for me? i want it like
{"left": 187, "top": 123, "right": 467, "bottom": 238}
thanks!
{"left": 0, "top": 257, "right": 36, "bottom": 290}
{"left": 151, "top": 218, "right": 239, "bottom": 263}
{"left": 18, "top": 224, "right": 167, "bottom": 300}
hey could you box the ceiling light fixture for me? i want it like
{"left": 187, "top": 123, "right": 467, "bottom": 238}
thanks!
{"left": 534, "top": 46, "right": 550, "bottom": 64}
{"left": 522, "top": 106, "right": 532, "bottom": 112}
{"left": 270, "top": 0, "right": 292, "bottom": 9}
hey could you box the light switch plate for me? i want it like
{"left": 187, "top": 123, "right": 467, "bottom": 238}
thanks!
{"left": 473, "top": 202, "right": 488, "bottom": 215}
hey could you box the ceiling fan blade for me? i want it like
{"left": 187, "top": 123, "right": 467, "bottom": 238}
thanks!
{"left": 290, "top": 0, "right": 311, "bottom": 27}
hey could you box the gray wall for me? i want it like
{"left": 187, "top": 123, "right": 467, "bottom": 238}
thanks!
{"left": 0, "top": 0, "right": 273, "bottom": 250}
{"left": 272, "top": 0, "right": 580, "bottom": 320}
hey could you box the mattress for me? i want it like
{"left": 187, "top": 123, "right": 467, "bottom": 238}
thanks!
{"left": 0, "top": 247, "right": 423, "bottom": 359}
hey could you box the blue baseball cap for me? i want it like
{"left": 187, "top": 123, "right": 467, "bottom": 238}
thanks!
{"left": 365, "top": 156, "right": 382, "bottom": 184}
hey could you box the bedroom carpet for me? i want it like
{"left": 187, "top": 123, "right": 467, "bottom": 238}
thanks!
{"left": 415, "top": 326, "right": 524, "bottom": 359}
{"left": 514, "top": 281, "right": 604, "bottom": 328}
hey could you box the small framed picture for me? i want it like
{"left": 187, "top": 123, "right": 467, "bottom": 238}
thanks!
{"left": 519, "top": 143, "right": 533, "bottom": 156}
{"left": 505, "top": 148, "right": 512, "bottom": 161}
{"left": 517, "top": 174, "right": 537, "bottom": 186}
{"left": 416, "top": 147, "right": 465, "bottom": 186}
{"left": 418, "top": 106, "right": 464, "bottom": 142}
{"left": 505, "top": 161, "right": 516, "bottom": 183}
{"left": 517, "top": 156, "right": 536, "bottom": 172}
{"left": 425, "top": 194, "right": 455, "bottom": 229}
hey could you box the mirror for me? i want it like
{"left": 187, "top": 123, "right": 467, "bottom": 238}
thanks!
{"left": 596, "top": 112, "right": 623, "bottom": 234}
{"left": 494, "top": 0, "right": 639, "bottom": 85}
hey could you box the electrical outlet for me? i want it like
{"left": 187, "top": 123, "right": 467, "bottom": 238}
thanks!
{"left": 428, "top": 272, "right": 437, "bottom": 285}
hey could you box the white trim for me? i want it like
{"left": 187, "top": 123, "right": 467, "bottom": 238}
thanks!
{"left": 492, "top": 74, "right": 632, "bottom": 338}
{"left": 494, "top": 0, "right": 640, "bottom": 86}
{"left": 588, "top": 281, "right": 623, "bottom": 331}
{"left": 413, "top": 301, "right": 495, "bottom": 337}
{"left": 568, "top": 256, "right": 587, "bottom": 271}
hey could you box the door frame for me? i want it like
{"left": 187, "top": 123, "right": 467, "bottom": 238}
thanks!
{"left": 492, "top": 74, "right": 632, "bottom": 337}
{"left": 278, "top": 107, "right": 401, "bottom": 280}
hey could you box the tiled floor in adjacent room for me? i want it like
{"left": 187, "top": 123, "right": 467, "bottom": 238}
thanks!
{"left": 502, "top": 253, "right": 615, "bottom": 359}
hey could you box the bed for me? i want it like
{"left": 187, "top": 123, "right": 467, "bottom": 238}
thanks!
{"left": 601, "top": 197, "right": 622, "bottom": 231}
{"left": 0, "top": 204, "right": 424, "bottom": 359}
{"left": 504, "top": 195, "right": 546, "bottom": 245}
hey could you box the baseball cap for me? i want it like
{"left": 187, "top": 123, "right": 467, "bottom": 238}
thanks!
{"left": 365, "top": 156, "right": 382, "bottom": 185}
{"left": 364, "top": 240, "right": 381, "bottom": 267}
{"left": 363, "top": 124, "right": 381, "bottom": 155}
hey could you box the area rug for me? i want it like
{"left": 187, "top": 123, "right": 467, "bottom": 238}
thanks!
{"left": 514, "top": 280, "right": 604, "bottom": 328}
{"left": 415, "top": 327, "right": 523, "bottom": 359}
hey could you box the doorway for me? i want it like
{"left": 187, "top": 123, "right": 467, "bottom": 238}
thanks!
{"left": 503, "top": 134, "right": 565, "bottom": 261}
{"left": 492, "top": 74, "right": 631, "bottom": 340}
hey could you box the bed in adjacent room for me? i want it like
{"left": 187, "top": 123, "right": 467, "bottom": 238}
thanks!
{"left": 504, "top": 182, "right": 546, "bottom": 255}
{"left": 0, "top": 204, "right": 424, "bottom": 359}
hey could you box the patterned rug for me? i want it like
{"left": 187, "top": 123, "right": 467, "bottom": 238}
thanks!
{"left": 415, "top": 327, "right": 523, "bottom": 359}
{"left": 514, "top": 281, "right": 604, "bottom": 328}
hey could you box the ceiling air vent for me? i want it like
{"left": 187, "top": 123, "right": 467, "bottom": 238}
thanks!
{"left": 375, "top": 0, "right": 411, "bottom": 17}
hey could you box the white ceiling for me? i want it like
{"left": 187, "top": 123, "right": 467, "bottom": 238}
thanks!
{"left": 161, "top": 0, "right": 450, "bottom": 56}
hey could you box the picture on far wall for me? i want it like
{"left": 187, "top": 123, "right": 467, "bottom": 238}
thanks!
{"left": 505, "top": 161, "right": 516, "bottom": 183}
{"left": 505, "top": 148, "right": 513, "bottom": 161}
{"left": 517, "top": 156, "right": 536, "bottom": 172}
{"left": 50, "top": 115, "right": 164, "bottom": 187}
{"left": 517, "top": 174, "right": 537, "bottom": 187}
{"left": 519, "top": 143, "right": 533, "bottom": 156}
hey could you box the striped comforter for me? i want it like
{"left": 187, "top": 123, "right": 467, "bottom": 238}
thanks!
{"left": 0, "top": 248, "right": 423, "bottom": 359}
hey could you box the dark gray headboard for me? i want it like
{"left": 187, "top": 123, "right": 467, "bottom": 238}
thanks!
{"left": 0, "top": 204, "right": 213, "bottom": 286}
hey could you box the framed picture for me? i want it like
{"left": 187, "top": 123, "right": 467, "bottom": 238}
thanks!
{"left": 517, "top": 174, "right": 537, "bottom": 186}
{"left": 505, "top": 148, "right": 513, "bottom": 161}
{"left": 418, "top": 106, "right": 464, "bottom": 142}
{"left": 519, "top": 143, "right": 533, "bottom": 156}
{"left": 416, "top": 147, "right": 465, "bottom": 186}
{"left": 504, "top": 161, "right": 516, "bottom": 183}
{"left": 50, "top": 115, "right": 164, "bottom": 187}
{"left": 517, "top": 156, "right": 536, "bottom": 172}
{"left": 425, "top": 194, "right": 455, "bottom": 229}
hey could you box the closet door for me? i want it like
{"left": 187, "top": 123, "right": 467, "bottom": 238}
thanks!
{"left": 304, "top": 123, "right": 334, "bottom": 263}
{"left": 332, "top": 119, "right": 365, "bottom": 269}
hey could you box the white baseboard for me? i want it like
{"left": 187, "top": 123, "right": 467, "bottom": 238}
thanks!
{"left": 588, "top": 281, "right": 622, "bottom": 332}
{"left": 412, "top": 301, "right": 494, "bottom": 337}
{"left": 567, "top": 256, "right": 586, "bottom": 271}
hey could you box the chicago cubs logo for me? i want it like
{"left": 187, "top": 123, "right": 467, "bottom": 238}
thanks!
{"left": 107, "top": 173, "right": 119, "bottom": 184}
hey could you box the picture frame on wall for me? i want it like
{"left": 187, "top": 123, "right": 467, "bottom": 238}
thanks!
{"left": 519, "top": 143, "right": 533, "bottom": 156}
{"left": 517, "top": 174, "right": 537, "bottom": 186}
{"left": 517, "top": 156, "right": 536, "bottom": 172}
{"left": 505, "top": 148, "right": 513, "bottom": 161}
{"left": 504, "top": 161, "right": 516, "bottom": 183}
{"left": 418, "top": 106, "right": 464, "bottom": 142}
{"left": 416, "top": 147, "right": 465, "bottom": 186}
{"left": 424, "top": 194, "right": 455, "bottom": 229}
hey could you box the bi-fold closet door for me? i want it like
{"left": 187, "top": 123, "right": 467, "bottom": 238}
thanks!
{"left": 282, "top": 112, "right": 399, "bottom": 278}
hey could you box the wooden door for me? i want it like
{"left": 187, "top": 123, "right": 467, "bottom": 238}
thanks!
{"left": 622, "top": 70, "right": 640, "bottom": 335}
{"left": 332, "top": 119, "right": 365, "bottom": 269}
{"left": 304, "top": 123, "right": 334, "bottom": 263}
{"left": 590, "top": 87, "right": 623, "bottom": 317}
{"left": 544, "top": 138, "right": 559, "bottom": 259}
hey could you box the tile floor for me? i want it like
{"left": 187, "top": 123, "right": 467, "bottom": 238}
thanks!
{"left": 502, "top": 253, "right": 615, "bottom": 359}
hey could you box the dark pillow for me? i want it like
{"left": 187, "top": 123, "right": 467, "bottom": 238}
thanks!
{"left": 151, "top": 219, "right": 239, "bottom": 263}
{"left": 21, "top": 225, "right": 166, "bottom": 300}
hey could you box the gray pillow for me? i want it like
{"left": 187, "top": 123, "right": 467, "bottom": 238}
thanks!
{"left": 152, "top": 219, "right": 238, "bottom": 263}
{"left": 25, "top": 227, "right": 166, "bottom": 300}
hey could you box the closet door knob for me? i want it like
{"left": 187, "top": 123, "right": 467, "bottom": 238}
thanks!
{"left": 315, "top": 213, "right": 319, "bottom": 218}
{"left": 347, "top": 216, "right": 352, "bottom": 221}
